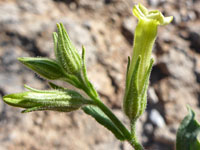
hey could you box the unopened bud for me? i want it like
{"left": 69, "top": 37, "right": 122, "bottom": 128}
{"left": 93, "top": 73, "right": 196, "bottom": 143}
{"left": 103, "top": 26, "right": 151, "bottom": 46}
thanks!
{"left": 55, "top": 23, "right": 82, "bottom": 75}
{"left": 18, "top": 57, "right": 66, "bottom": 80}
{"left": 3, "top": 85, "right": 93, "bottom": 113}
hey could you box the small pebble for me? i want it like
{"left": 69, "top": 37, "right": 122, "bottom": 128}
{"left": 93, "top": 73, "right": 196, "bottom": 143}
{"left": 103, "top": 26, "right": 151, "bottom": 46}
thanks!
{"left": 150, "top": 109, "right": 166, "bottom": 128}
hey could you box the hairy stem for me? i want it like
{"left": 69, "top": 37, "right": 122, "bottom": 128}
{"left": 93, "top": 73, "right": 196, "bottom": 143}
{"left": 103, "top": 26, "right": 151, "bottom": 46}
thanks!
{"left": 130, "top": 120, "right": 144, "bottom": 150}
{"left": 94, "top": 99, "right": 131, "bottom": 141}
{"left": 78, "top": 74, "right": 132, "bottom": 142}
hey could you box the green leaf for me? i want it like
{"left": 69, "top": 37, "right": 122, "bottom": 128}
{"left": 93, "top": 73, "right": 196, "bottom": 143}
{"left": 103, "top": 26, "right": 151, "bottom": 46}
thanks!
{"left": 18, "top": 57, "right": 65, "bottom": 80}
{"left": 176, "top": 107, "right": 200, "bottom": 150}
{"left": 82, "top": 106, "right": 125, "bottom": 141}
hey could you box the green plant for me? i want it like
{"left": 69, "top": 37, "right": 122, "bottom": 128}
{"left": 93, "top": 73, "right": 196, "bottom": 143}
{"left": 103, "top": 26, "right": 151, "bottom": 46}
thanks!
{"left": 176, "top": 106, "right": 200, "bottom": 150}
{"left": 2, "top": 3, "right": 200, "bottom": 150}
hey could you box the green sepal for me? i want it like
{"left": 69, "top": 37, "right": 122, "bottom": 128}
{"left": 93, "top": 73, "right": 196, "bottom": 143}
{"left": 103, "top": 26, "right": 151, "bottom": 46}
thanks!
{"left": 124, "top": 57, "right": 153, "bottom": 121}
{"left": 61, "top": 74, "right": 82, "bottom": 89}
{"left": 123, "top": 56, "right": 141, "bottom": 120}
{"left": 81, "top": 46, "right": 91, "bottom": 87}
{"left": 140, "top": 58, "right": 154, "bottom": 95}
{"left": 22, "top": 106, "right": 44, "bottom": 113}
{"left": 56, "top": 23, "right": 82, "bottom": 74}
{"left": 18, "top": 57, "right": 65, "bottom": 80}
{"left": 3, "top": 86, "right": 93, "bottom": 113}
{"left": 125, "top": 56, "right": 131, "bottom": 90}
{"left": 24, "top": 84, "right": 43, "bottom": 92}
{"left": 81, "top": 46, "right": 98, "bottom": 98}
{"left": 48, "top": 82, "right": 66, "bottom": 91}
{"left": 176, "top": 106, "right": 200, "bottom": 150}
{"left": 82, "top": 106, "right": 126, "bottom": 141}
{"left": 52, "top": 32, "right": 58, "bottom": 59}
{"left": 190, "top": 139, "right": 200, "bottom": 150}
{"left": 139, "top": 58, "right": 154, "bottom": 115}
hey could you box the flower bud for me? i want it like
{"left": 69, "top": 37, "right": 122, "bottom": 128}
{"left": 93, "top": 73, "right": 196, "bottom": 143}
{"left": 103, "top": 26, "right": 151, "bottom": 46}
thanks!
{"left": 55, "top": 23, "right": 82, "bottom": 75}
{"left": 3, "top": 85, "right": 93, "bottom": 113}
{"left": 123, "top": 4, "right": 173, "bottom": 121}
{"left": 18, "top": 57, "right": 66, "bottom": 80}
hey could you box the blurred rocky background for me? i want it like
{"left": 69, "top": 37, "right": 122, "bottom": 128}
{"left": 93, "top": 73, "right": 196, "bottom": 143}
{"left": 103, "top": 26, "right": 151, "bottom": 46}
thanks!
{"left": 0, "top": 0, "right": 200, "bottom": 150}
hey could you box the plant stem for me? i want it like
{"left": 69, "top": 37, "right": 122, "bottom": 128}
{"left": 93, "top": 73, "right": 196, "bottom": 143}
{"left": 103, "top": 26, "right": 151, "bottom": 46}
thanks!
{"left": 78, "top": 74, "right": 132, "bottom": 141}
{"left": 78, "top": 73, "right": 145, "bottom": 149}
{"left": 94, "top": 99, "right": 131, "bottom": 140}
{"left": 130, "top": 120, "right": 144, "bottom": 150}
